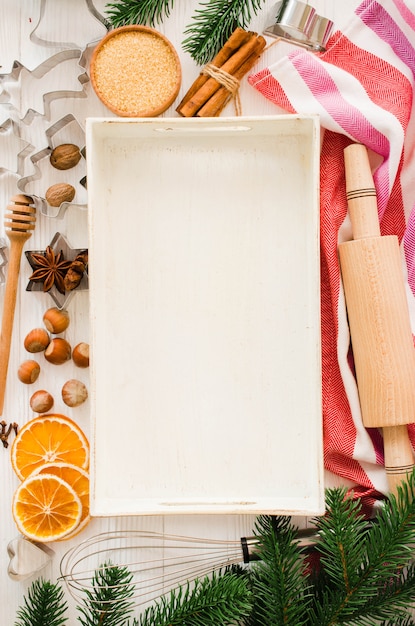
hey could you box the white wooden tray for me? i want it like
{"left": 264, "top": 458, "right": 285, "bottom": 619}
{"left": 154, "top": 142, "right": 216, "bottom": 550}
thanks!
{"left": 86, "top": 115, "right": 323, "bottom": 516}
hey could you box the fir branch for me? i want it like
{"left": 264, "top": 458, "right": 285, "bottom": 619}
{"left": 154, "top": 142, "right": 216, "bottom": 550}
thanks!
{"left": 247, "top": 515, "right": 310, "bottom": 626}
{"left": 309, "top": 477, "right": 415, "bottom": 626}
{"left": 313, "top": 488, "right": 372, "bottom": 595}
{"left": 14, "top": 578, "right": 67, "bottom": 626}
{"left": 77, "top": 561, "right": 135, "bottom": 626}
{"left": 344, "top": 562, "right": 415, "bottom": 625}
{"left": 135, "top": 570, "right": 252, "bottom": 625}
{"left": 308, "top": 567, "right": 415, "bottom": 626}
{"left": 105, "top": 0, "right": 174, "bottom": 28}
{"left": 182, "top": 0, "right": 267, "bottom": 65}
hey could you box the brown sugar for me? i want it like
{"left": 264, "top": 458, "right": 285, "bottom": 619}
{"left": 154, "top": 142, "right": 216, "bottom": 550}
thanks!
{"left": 91, "top": 27, "right": 181, "bottom": 117}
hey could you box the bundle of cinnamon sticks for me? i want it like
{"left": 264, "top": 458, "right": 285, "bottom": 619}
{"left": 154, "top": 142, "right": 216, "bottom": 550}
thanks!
{"left": 176, "top": 28, "right": 266, "bottom": 118}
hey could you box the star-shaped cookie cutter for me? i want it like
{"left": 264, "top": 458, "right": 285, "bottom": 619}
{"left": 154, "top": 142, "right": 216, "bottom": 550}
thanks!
{"left": 25, "top": 232, "right": 88, "bottom": 309}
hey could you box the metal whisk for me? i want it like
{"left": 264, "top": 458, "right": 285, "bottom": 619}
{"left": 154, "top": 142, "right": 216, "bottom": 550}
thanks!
{"left": 60, "top": 527, "right": 316, "bottom": 609}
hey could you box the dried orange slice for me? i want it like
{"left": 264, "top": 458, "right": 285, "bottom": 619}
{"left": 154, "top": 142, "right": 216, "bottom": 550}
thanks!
{"left": 11, "top": 414, "right": 89, "bottom": 481}
{"left": 12, "top": 473, "right": 82, "bottom": 542}
{"left": 33, "top": 462, "right": 90, "bottom": 537}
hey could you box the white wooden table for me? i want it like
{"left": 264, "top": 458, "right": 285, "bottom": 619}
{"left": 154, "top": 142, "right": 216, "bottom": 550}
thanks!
{"left": 0, "top": 1, "right": 359, "bottom": 622}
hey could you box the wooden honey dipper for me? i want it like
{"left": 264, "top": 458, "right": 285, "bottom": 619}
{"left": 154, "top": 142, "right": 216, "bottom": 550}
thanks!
{"left": 338, "top": 144, "right": 415, "bottom": 495}
{"left": 0, "top": 194, "right": 36, "bottom": 415}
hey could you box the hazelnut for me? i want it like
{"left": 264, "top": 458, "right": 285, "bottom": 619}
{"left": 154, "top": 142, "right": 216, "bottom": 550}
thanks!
{"left": 72, "top": 342, "right": 89, "bottom": 368}
{"left": 44, "top": 338, "right": 71, "bottom": 365}
{"left": 45, "top": 183, "right": 75, "bottom": 207}
{"left": 24, "top": 328, "right": 50, "bottom": 353}
{"left": 43, "top": 307, "right": 70, "bottom": 334}
{"left": 30, "top": 390, "right": 54, "bottom": 413}
{"left": 18, "top": 360, "right": 40, "bottom": 384}
{"left": 50, "top": 143, "right": 82, "bottom": 170}
{"left": 62, "top": 379, "right": 88, "bottom": 407}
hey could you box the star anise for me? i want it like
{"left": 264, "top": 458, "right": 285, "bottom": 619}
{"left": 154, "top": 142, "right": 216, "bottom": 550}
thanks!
{"left": 28, "top": 246, "right": 72, "bottom": 294}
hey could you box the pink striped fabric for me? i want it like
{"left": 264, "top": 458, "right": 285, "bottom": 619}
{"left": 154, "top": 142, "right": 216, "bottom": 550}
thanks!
{"left": 249, "top": 0, "right": 415, "bottom": 505}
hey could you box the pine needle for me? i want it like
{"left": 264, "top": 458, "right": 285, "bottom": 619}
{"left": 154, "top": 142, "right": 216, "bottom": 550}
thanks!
{"left": 14, "top": 578, "right": 67, "bottom": 626}
{"left": 135, "top": 569, "right": 252, "bottom": 625}
{"left": 308, "top": 479, "right": 415, "bottom": 625}
{"left": 248, "top": 515, "right": 310, "bottom": 625}
{"left": 182, "top": 0, "right": 266, "bottom": 65}
{"left": 77, "top": 561, "right": 135, "bottom": 626}
{"left": 379, "top": 618, "right": 415, "bottom": 626}
{"left": 105, "top": 0, "right": 174, "bottom": 28}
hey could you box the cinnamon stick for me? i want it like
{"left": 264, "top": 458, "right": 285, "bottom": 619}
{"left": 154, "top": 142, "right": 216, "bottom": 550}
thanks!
{"left": 178, "top": 33, "right": 262, "bottom": 118}
{"left": 176, "top": 27, "right": 252, "bottom": 112}
{"left": 196, "top": 38, "right": 266, "bottom": 117}
{"left": 197, "top": 53, "right": 262, "bottom": 117}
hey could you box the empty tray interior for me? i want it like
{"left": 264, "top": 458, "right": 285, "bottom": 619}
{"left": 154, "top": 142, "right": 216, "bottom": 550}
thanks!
{"left": 87, "top": 115, "right": 323, "bottom": 516}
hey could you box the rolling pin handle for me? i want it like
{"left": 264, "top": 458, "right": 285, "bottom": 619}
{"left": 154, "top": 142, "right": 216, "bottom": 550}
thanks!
{"left": 343, "top": 143, "right": 381, "bottom": 239}
{"left": 383, "top": 425, "right": 415, "bottom": 496}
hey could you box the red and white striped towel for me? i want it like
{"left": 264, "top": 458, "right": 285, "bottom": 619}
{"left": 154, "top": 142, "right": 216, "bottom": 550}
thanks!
{"left": 249, "top": 0, "right": 415, "bottom": 506}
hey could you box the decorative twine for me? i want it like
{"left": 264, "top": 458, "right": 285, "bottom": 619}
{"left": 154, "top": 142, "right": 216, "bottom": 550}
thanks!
{"left": 202, "top": 63, "right": 242, "bottom": 116}
{"left": 201, "top": 38, "right": 282, "bottom": 116}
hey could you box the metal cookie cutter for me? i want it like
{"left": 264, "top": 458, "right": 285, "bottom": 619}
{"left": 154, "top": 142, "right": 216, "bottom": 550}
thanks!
{"left": 30, "top": 0, "right": 110, "bottom": 50}
{"left": 0, "top": 118, "right": 33, "bottom": 177}
{"left": 18, "top": 113, "right": 87, "bottom": 218}
{"left": 264, "top": 0, "right": 334, "bottom": 52}
{"left": 8, "top": 536, "right": 54, "bottom": 581}
{"left": 0, "top": 238, "right": 8, "bottom": 285}
{"left": 0, "top": 50, "right": 89, "bottom": 123}
{"left": 26, "top": 231, "right": 88, "bottom": 310}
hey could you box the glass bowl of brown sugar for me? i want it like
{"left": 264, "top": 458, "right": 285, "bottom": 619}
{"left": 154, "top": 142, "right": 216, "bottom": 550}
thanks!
{"left": 89, "top": 25, "right": 182, "bottom": 117}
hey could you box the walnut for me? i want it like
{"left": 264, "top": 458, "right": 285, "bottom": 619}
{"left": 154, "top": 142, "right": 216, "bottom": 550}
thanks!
{"left": 45, "top": 183, "right": 76, "bottom": 207}
{"left": 50, "top": 144, "right": 82, "bottom": 170}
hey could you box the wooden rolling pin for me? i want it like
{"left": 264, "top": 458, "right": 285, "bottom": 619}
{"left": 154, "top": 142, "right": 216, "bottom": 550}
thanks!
{"left": 338, "top": 143, "right": 415, "bottom": 496}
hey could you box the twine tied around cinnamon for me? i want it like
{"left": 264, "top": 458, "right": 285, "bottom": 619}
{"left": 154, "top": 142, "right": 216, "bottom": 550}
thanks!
{"left": 202, "top": 63, "right": 242, "bottom": 116}
{"left": 176, "top": 28, "right": 266, "bottom": 118}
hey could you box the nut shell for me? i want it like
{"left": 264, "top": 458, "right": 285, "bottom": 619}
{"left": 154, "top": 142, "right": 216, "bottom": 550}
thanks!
{"left": 72, "top": 342, "right": 89, "bottom": 368}
{"left": 62, "top": 379, "right": 88, "bottom": 407}
{"left": 18, "top": 360, "right": 40, "bottom": 384}
{"left": 45, "top": 183, "right": 75, "bottom": 207}
{"left": 50, "top": 143, "right": 82, "bottom": 170}
{"left": 24, "top": 328, "right": 50, "bottom": 353}
{"left": 44, "top": 338, "right": 72, "bottom": 365}
{"left": 43, "top": 307, "right": 70, "bottom": 334}
{"left": 30, "top": 390, "right": 54, "bottom": 413}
